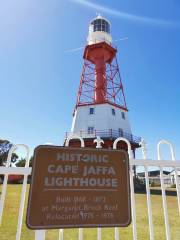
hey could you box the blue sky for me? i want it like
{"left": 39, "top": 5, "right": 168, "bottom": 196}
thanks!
{"left": 0, "top": 0, "right": 180, "bottom": 160}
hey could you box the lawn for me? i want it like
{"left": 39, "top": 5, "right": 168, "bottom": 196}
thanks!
{"left": 0, "top": 185, "right": 180, "bottom": 240}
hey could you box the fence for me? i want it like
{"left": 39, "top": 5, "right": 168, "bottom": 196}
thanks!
{"left": 0, "top": 137, "right": 180, "bottom": 240}
{"left": 65, "top": 129, "right": 141, "bottom": 145}
{"left": 138, "top": 176, "right": 180, "bottom": 187}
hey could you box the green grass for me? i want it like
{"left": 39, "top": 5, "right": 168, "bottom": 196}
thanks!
{"left": 0, "top": 185, "right": 180, "bottom": 240}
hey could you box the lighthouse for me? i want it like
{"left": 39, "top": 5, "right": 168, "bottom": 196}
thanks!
{"left": 65, "top": 15, "right": 140, "bottom": 153}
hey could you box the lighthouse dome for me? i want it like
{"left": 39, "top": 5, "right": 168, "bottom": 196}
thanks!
{"left": 90, "top": 14, "right": 110, "bottom": 33}
{"left": 87, "top": 14, "right": 112, "bottom": 45}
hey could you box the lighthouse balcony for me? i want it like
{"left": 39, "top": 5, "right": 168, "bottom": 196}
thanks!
{"left": 65, "top": 129, "right": 141, "bottom": 145}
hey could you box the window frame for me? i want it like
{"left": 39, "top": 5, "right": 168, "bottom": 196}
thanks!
{"left": 91, "top": 19, "right": 110, "bottom": 33}
{"left": 121, "top": 112, "right": 125, "bottom": 119}
{"left": 111, "top": 108, "right": 116, "bottom": 116}
{"left": 87, "top": 127, "right": 94, "bottom": 134}
{"left": 119, "top": 128, "right": 123, "bottom": 136}
{"left": 89, "top": 107, "right": 95, "bottom": 115}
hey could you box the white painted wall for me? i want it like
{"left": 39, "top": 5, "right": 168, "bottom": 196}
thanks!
{"left": 87, "top": 31, "right": 112, "bottom": 45}
{"left": 71, "top": 104, "right": 132, "bottom": 138}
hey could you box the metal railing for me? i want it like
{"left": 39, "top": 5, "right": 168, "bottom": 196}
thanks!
{"left": 65, "top": 129, "right": 141, "bottom": 144}
{"left": 0, "top": 137, "right": 180, "bottom": 240}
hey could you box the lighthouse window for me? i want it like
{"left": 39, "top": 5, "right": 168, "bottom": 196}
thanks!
{"left": 89, "top": 108, "right": 94, "bottom": 114}
{"left": 91, "top": 18, "right": 110, "bottom": 33}
{"left": 112, "top": 109, "right": 115, "bottom": 115}
{"left": 102, "top": 25, "right": 105, "bottom": 31}
{"left": 121, "top": 112, "right": 125, "bottom": 119}
{"left": 119, "top": 128, "right": 123, "bottom": 137}
{"left": 88, "top": 127, "right": 94, "bottom": 134}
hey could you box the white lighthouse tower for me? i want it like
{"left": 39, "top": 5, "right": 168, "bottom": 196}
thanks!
{"left": 65, "top": 15, "right": 140, "bottom": 152}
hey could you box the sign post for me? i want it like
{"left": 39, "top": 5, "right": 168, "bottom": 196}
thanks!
{"left": 26, "top": 146, "right": 131, "bottom": 229}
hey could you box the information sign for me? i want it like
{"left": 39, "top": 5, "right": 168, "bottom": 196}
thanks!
{"left": 26, "top": 146, "right": 131, "bottom": 229}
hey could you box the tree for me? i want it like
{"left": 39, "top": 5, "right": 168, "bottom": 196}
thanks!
{"left": 16, "top": 156, "right": 33, "bottom": 167}
{"left": 0, "top": 139, "right": 18, "bottom": 166}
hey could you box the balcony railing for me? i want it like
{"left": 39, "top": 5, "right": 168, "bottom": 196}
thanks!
{"left": 65, "top": 129, "right": 141, "bottom": 145}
